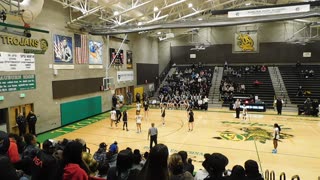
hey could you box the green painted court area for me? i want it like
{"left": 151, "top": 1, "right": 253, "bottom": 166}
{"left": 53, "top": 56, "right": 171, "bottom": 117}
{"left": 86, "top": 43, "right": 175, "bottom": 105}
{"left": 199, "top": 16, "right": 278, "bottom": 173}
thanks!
{"left": 37, "top": 112, "right": 110, "bottom": 143}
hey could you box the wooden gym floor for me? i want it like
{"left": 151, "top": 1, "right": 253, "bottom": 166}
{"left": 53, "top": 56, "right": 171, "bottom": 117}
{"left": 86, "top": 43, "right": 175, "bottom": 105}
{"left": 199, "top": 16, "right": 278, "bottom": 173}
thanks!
{"left": 53, "top": 107, "right": 320, "bottom": 179}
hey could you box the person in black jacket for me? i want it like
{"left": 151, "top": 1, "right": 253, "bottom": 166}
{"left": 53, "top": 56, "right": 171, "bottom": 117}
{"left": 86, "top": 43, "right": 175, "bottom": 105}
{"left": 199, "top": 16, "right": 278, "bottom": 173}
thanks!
{"left": 31, "top": 139, "right": 59, "bottom": 180}
{"left": 244, "top": 160, "right": 264, "bottom": 180}
{"left": 27, "top": 111, "right": 37, "bottom": 135}
{"left": 112, "top": 94, "right": 118, "bottom": 108}
{"left": 16, "top": 113, "right": 26, "bottom": 136}
{"left": 0, "top": 131, "right": 20, "bottom": 180}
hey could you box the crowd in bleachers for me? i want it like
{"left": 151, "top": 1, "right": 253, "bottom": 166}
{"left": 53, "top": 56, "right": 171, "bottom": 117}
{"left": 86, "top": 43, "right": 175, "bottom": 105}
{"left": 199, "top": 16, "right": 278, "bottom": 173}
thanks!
{"left": 157, "top": 63, "right": 212, "bottom": 110}
{"left": 0, "top": 130, "right": 265, "bottom": 180}
{"left": 220, "top": 64, "right": 268, "bottom": 105}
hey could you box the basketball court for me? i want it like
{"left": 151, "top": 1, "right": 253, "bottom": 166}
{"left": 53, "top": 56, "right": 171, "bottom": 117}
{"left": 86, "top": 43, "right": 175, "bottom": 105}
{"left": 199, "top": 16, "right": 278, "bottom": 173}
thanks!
{"left": 43, "top": 107, "right": 320, "bottom": 180}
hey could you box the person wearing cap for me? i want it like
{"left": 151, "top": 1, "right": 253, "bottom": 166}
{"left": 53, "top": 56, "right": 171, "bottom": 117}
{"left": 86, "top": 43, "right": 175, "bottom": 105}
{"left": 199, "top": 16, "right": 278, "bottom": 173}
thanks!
{"left": 27, "top": 111, "right": 37, "bottom": 135}
{"left": 31, "top": 139, "right": 59, "bottom": 180}
{"left": 93, "top": 142, "right": 108, "bottom": 166}
{"left": 0, "top": 131, "right": 20, "bottom": 180}
{"left": 107, "top": 141, "right": 119, "bottom": 168}
{"left": 109, "top": 141, "right": 118, "bottom": 154}
{"left": 201, "top": 153, "right": 229, "bottom": 180}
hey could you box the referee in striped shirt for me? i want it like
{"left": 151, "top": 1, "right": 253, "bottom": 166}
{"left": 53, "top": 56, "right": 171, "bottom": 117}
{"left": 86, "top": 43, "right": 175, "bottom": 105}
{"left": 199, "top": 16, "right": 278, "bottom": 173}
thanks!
{"left": 148, "top": 123, "right": 158, "bottom": 149}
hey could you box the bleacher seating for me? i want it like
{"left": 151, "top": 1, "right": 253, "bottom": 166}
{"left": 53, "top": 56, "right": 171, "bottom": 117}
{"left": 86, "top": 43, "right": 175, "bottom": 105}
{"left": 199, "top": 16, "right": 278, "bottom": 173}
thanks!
{"left": 278, "top": 65, "right": 320, "bottom": 105}
{"left": 221, "top": 65, "right": 275, "bottom": 109}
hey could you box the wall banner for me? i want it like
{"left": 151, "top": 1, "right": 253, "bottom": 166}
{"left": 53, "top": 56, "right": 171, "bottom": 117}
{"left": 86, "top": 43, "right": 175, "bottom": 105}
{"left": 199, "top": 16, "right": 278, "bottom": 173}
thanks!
{"left": 53, "top": 35, "right": 73, "bottom": 63}
{"left": 233, "top": 31, "right": 258, "bottom": 53}
{"left": 89, "top": 40, "right": 103, "bottom": 64}
{"left": 0, "top": 52, "right": 35, "bottom": 71}
{"left": 126, "top": 50, "right": 133, "bottom": 69}
{"left": 0, "top": 74, "right": 36, "bottom": 92}
{"left": 117, "top": 71, "right": 134, "bottom": 82}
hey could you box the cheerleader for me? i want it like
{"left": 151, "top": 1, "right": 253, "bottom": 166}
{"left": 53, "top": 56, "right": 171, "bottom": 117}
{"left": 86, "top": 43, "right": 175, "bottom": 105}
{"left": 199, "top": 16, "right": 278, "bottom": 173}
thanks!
{"left": 161, "top": 104, "right": 166, "bottom": 126}
{"left": 272, "top": 123, "right": 281, "bottom": 153}
{"left": 136, "top": 111, "right": 142, "bottom": 133}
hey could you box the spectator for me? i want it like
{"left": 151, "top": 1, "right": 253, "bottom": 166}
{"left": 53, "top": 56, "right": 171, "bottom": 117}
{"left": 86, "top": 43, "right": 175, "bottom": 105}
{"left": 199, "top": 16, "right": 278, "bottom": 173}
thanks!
{"left": 178, "top": 151, "right": 194, "bottom": 175}
{"left": 22, "top": 133, "right": 39, "bottom": 160}
{"left": 93, "top": 142, "right": 107, "bottom": 168}
{"left": 62, "top": 141, "right": 89, "bottom": 180}
{"left": 0, "top": 131, "right": 20, "bottom": 180}
{"left": 107, "top": 141, "right": 119, "bottom": 168}
{"left": 31, "top": 139, "right": 59, "bottom": 180}
{"left": 138, "top": 144, "right": 169, "bottom": 180}
{"left": 194, "top": 153, "right": 211, "bottom": 180}
{"left": 253, "top": 80, "right": 262, "bottom": 87}
{"left": 296, "top": 86, "right": 304, "bottom": 96}
{"left": 312, "top": 99, "right": 319, "bottom": 117}
{"left": 244, "top": 160, "right": 263, "bottom": 180}
{"left": 304, "top": 98, "right": 312, "bottom": 115}
{"left": 107, "top": 149, "right": 134, "bottom": 180}
{"left": 7, "top": 133, "right": 20, "bottom": 163}
{"left": 227, "top": 165, "right": 245, "bottom": 180}
{"left": 260, "top": 65, "right": 267, "bottom": 72}
{"left": 168, "top": 153, "right": 194, "bottom": 180}
{"left": 95, "top": 163, "right": 109, "bottom": 179}
{"left": 132, "top": 149, "right": 144, "bottom": 171}
{"left": 202, "top": 153, "right": 229, "bottom": 180}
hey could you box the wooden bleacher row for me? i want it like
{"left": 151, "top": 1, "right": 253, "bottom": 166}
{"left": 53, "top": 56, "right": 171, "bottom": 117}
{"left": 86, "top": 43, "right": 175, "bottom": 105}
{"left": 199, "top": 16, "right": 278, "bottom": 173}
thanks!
{"left": 221, "top": 65, "right": 275, "bottom": 109}
{"left": 278, "top": 65, "right": 320, "bottom": 105}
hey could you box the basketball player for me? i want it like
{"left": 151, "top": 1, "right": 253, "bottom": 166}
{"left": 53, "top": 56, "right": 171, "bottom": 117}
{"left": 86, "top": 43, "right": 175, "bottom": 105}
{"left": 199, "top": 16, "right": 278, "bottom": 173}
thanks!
{"left": 136, "top": 111, "right": 142, "bottom": 133}
{"left": 122, "top": 110, "right": 128, "bottom": 131}
{"left": 161, "top": 104, "right": 166, "bottom": 126}
{"left": 242, "top": 104, "right": 248, "bottom": 120}
{"left": 143, "top": 98, "right": 149, "bottom": 120}
{"left": 136, "top": 101, "right": 142, "bottom": 113}
{"left": 110, "top": 108, "right": 117, "bottom": 128}
{"left": 272, "top": 123, "right": 281, "bottom": 153}
{"left": 188, "top": 109, "right": 194, "bottom": 131}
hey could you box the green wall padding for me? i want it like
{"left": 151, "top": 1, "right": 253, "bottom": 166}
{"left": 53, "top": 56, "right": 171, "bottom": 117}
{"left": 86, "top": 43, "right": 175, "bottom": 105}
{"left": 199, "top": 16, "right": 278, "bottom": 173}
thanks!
{"left": 60, "top": 96, "right": 102, "bottom": 126}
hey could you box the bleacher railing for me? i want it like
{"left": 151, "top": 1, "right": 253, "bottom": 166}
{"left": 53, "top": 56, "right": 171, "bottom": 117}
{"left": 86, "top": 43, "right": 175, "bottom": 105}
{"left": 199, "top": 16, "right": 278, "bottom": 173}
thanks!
{"left": 264, "top": 169, "right": 301, "bottom": 180}
{"left": 273, "top": 66, "right": 288, "bottom": 106}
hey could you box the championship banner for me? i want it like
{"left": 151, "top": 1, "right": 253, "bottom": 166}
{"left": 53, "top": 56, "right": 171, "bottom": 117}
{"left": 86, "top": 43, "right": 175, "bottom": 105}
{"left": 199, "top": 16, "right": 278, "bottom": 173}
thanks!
{"left": 110, "top": 48, "right": 124, "bottom": 65}
{"left": 117, "top": 71, "right": 134, "bottom": 82}
{"left": 233, "top": 31, "right": 258, "bottom": 53}
{"left": 0, "top": 52, "right": 35, "bottom": 71}
{"left": 126, "top": 50, "right": 133, "bottom": 69}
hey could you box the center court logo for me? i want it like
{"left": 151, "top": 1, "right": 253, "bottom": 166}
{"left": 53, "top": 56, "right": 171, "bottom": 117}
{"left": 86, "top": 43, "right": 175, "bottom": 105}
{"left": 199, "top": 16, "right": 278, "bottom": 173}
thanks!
{"left": 213, "top": 121, "right": 293, "bottom": 143}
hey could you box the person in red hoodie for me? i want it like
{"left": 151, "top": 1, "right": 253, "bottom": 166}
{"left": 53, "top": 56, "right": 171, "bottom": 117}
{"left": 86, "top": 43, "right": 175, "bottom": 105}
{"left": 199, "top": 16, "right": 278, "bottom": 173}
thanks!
{"left": 7, "top": 133, "right": 20, "bottom": 163}
{"left": 62, "top": 141, "right": 89, "bottom": 180}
